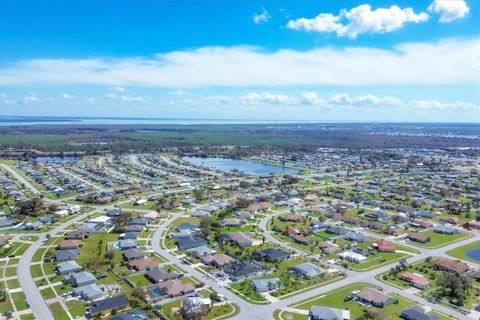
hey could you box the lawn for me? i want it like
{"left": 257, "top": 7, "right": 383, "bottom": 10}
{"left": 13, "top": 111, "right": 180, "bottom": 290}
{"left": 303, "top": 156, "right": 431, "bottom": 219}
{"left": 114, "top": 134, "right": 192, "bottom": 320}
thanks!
{"left": 411, "top": 230, "right": 470, "bottom": 248}
{"left": 49, "top": 302, "right": 70, "bottom": 320}
{"left": 11, "top": 292, "right": 29, "bottom": 311}
{"left": 66, "top": 299, "right": 86, "bottom": 318}
{"left": 205, "top": 303, "right": 239, "bottom": 319}
{"left": 292, "top": 283, "right": 417, "bottom": 320}
{"left": 161, "top": 299, "right": 182, "bottom": 319}
{"left": 4, "top": 267, "right": 17, "bottom": 277}
{"left": 447, "top": 240, "right": 480, "bottom": 263}
{"left": 20, "top": 314, "right": 35, "bottom": 320}
{"left": 41, "top": 287, "right": 57, "bottom": 299}
{"left": 30, "top": 264, "right": 43, "bottom": 278}
{"left": 229, "top": 281, "right": 269, "bottom": 304}
{"left": 128, "top": 273, "right": 152, "bottom": 287}
{"left": 6, "top": 278, "right": 20, "bottom": 289}
{"left": 0, "top": 297, "right": 13, "bottom": 314}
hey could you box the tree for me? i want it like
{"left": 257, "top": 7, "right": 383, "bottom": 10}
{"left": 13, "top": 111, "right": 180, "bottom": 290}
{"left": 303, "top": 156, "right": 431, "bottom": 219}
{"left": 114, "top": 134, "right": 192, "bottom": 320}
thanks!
{"left": 132, "top": 287, "right": 146, "bottom": 302}
{"left": 200, "top": 216, "right": 212, "bottom": 237}
{"left": 104, "top": 249, "right": 115, "bottom": 262}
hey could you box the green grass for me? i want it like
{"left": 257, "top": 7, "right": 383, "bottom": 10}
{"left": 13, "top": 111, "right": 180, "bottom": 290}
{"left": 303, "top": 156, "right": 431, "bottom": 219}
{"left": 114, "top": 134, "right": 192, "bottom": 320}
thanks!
{"left": 41, "top": 287, "right": 57, "bottom": 299}
{"left": 49, "top": 302, "right": 70, "bottom": 320}
{"left": 161, "top": 299, "right": 182, "bottom": 319}
{"left": 20, "top": 314, "right": 35, "bottom": 320}
{"left": 292, "top": 283, "right": 417, "bottom": 320}
{"left": 6, "top": 278, "right": 20, "bottom": 289}
{"left": 30, "top": 264, "right": 43, "bottom": 278}
{"left": 66, "top": 300, "right": 86, "bottom": 318}
{"left": 11, "top": 292, "right": 29, "bottom": 311}
{"left": 0, "top": 296, "right": 13, "bottom": 313}
{"left": 205, "top": 303, "right": 240, "bottom": 319}
{"left": 4, "top": 267, "right": 17, "bottom": 278}
{"left": 447, "top": 240, "right": 480, "bottom": 263}
{"left": 411, "top": 230, "right": 470, "bottom": 248}
{"left": 128, "top": 273, "right": 152, "bottom": 287}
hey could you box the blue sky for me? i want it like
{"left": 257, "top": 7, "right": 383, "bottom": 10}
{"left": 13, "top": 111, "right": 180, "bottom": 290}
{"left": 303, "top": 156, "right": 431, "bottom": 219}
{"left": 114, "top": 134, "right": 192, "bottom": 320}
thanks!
{"left": 0, "top": 0, "right": 479, "bottom": 122}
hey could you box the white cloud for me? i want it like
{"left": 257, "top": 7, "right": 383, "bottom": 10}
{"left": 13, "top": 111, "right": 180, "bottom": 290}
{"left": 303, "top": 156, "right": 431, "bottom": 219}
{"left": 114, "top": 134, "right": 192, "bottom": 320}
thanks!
{"left": 0, "top": 39, "right": 477, "bottom": 87}
{"left": 105, "top": 92, "right": 144, "bottom": 102}
{"left": 171, "top": 89, "right": 188, "bottom": 96}
{"left": 301, "top": 92, "right": 325, "bottom": 105}
{"left": 329, "top": 93, "right": 403, "bottom": 108}
{"left": 21, "top": 92, "right": 39, "bottom": 103}
{"left": 409, "top": 100, "right": 478, "bottom": 110}
{"left": 287, "top": 4, "right": 428, "bottom": 38}
{"left": 428, "top": 0, "right": 469, "bottom": 23}
{"left": 60, "top": 93, "right": 75, "bottom": 100}
{"left": 253, "top": 9, "right": 271, "bottom": 24}
{"left": 242, "top": 92, "right": 295, "bottom": 104}
{"left": 113, "top": 86, "right": 126, "bottom": 92}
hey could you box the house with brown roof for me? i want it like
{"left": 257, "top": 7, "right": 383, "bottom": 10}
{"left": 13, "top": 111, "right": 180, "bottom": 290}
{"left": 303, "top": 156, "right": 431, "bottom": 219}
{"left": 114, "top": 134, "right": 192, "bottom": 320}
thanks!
{"left": 410, "top": 219, "right": 433, "bottom": 229}
{"left": 295, "top": 234, "right": 315, "bottom": 246}
{"left": 319, "top": 242, "right": 340, "bottom": 255}
{"left": 389, "top": 227, "right": 405, "bottom": 237}
{"left": 355, "top": 288, "right": 395, "bottom": 307}
{"left": 435, "top": 259, "right": 469, "bottom": 273}
{"left": 467, "top": 220, "right": 480, "bottom": 230}
{"left": 128, "top": 257, "right": 159, "bottom": 271}
{"left": 58, "top": 239, "right": 84, "bottom": 250}
{"left": 281, "top": 213, "right": 303, "bottom": 222}
{"left": 148, "top": 279, "right": 195, "bottom": 299}
{"left": 283, "top": 226, "right": 299, "bottom": 237}
{"left": 376, "top": 240, "right": 396, "bottom": 253}
{"left": 201, "top": 254, "right": 236, "bottom": 267}
{"left": 400, "top": 272, "right": 430, "bottom": 289}
{"left": 407, "top": 232, "right": 430, "bottom": 243}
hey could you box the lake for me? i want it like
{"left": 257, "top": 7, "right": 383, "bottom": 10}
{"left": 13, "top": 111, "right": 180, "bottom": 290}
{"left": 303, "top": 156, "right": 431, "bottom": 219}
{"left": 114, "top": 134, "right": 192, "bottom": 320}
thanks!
{"left": 182, "top": 156, "right": 299, "bottom": 175}
{"left": 34, "top": 156, "right": 81, "bottom": 163}
{"left": 465, "top": 247, "right": 480, "bottom": 262}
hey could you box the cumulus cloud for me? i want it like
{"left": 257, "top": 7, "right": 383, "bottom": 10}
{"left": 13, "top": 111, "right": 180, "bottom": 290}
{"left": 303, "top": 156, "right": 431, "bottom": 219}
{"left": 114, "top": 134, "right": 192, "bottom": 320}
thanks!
{"left": 105, "top": 92, "right": 144, "bottom": 102}
{"left": 0, "top": 39, "right": 477, "bottom": 88}
{"left": 253, "top": 9, "right": 271, "bottom": 24}
{"left": 329, "top": 93, "right": 402, "bottom": 108}
{"left": 409, "top": 100, "right": 478, "bottom": 110}
{"left": 60, "top": 93, "right": 75, "bottom": 100}
{"left": 113, "top": 86, "right": 126, "bottom": 92}
{"left": 242, "top": 92, "right": 295, "bottom": 104}
{"left": 301, "top": 92, "right": 325, "bottom": 105}
{"left": 21, "top": 92, "right": 39, "bottom": 103}
{"left": 287, "top": 4, "right": 428, "bottom": 38}
{"left": 428, "top": 0, "right": 469, "bottom": 23}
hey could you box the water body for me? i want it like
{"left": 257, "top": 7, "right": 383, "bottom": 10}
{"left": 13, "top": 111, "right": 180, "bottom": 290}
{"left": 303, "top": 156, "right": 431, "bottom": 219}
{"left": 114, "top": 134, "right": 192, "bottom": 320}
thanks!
{"left": 183, "top": 156, "right": 299, "bottom": 175}
{"left": 465, "top": 247, "right": 480, "bottom": 262}
{"left": 34, "top": 156, "right": 81, "bottom": 163}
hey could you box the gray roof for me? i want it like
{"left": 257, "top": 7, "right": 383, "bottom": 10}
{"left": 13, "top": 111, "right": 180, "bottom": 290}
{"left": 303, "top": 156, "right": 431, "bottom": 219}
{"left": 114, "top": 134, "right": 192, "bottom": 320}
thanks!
{"left": 309, "top": 306, "right": 346, "bottom": 320}
{"left": 57, "top": 260, "right": 81, "bottom": 274}
{"left": 89, "top": 294, "right": 129, "bottom": 314}
{"left": 289, "top": 262, "right": 325, "bottom": 278}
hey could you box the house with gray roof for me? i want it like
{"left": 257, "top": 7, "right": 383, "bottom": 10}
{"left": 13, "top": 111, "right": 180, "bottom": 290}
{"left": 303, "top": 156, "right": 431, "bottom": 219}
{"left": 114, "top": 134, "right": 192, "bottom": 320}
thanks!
{"left": 89, "top": 294, "right": 129, "bottom": 316}
{"left": 288, "top": 262, "right": 325, "bottom": 279}
{"left": 56, "top": 260, "right": 82, "bottom": 275}
{"left": 252, "top": 278, "right": 281, "bottom": 293}
{"left": 68, "top": 271, "right": 97, "bottom": 287}
{"left": 309, "top": 306, "right": 350, "bottom": 320}
{"left": 55, "top": 249, "right": 80, "bottom": 262}
{"left": 74, "top": 283, "right": 104, "bottom": 300}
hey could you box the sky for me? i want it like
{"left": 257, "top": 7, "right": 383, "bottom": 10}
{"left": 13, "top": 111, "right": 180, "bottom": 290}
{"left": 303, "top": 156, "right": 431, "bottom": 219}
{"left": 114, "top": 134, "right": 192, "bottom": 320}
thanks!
{"left": 0, "top": 0, "right": 479, "bottom": 122}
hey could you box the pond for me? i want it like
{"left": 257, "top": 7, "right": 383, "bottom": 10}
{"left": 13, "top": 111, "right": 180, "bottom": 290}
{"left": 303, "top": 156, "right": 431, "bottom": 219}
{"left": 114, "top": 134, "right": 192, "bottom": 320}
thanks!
{"left": 465, "top": 247, "right": 480, "bottom": 262}
{"left": 33, "top": 156, "right": 81, "bottom": 163}
{"left": 182, "top": 156, "right": 299, "bottom": 175}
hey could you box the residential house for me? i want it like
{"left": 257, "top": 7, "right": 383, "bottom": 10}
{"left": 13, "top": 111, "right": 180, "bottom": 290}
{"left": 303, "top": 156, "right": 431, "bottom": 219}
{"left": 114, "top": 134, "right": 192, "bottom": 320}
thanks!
{"left": 376, "top": 240, "right": 396, "bottom": 253}
{"left": 56, "top": 260, "right": 82, "bottom": 275}
{"left": 433, "top": 225, "right": 459, "bottom": 235}
{"left": 338, "top": 251, "right": 367, "bottom": 264}
{"left": 253, "top": 248, "right": 293, "bottom": 262}
{"left": 122, "top": 248, "right": 146, "bottom": 261}
{"left": 89, "top": 294, "right": 129, "bottom": 317}
{"left": 344, "top": 231, "right": 369, "bottom": 243}
{"left": 58, "top": 239, "right": 83, "bottom": 250}
{"left": 128, "top": 258, "right": 159, "bottom": 271}
{"left": 407, "top": 233, "right": 430, "bottom": 243}
{"left": 177, "top": 236, "right": 207, "bottom": 250}
{"left": 400, "top": 306, "right": 440, "bottom": 320}
{"left": 252, "top": 278, "right": 281, "bottom": 293}
{"left": 355, "top": 288, "right": 395, "bottom": 307}
{"left": 309, "top": 306, "right": 350, "bottom": 320}
{"left": 435, "top": 259, "right": 469, "bottom": 273}
{"left": 201, "top": 254, "right": 236, "bottom": 267}
{"left": 288, "top": 262, "right": 325, "bottom": 279}
{"left": 400, "top": 272, "right": 430, "bottom": 290}
{"left": 220, "top": 232, "right": 261, "bottom": 247}
{"left": 145, "top": 267, "right": 179, "bottom": 283}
